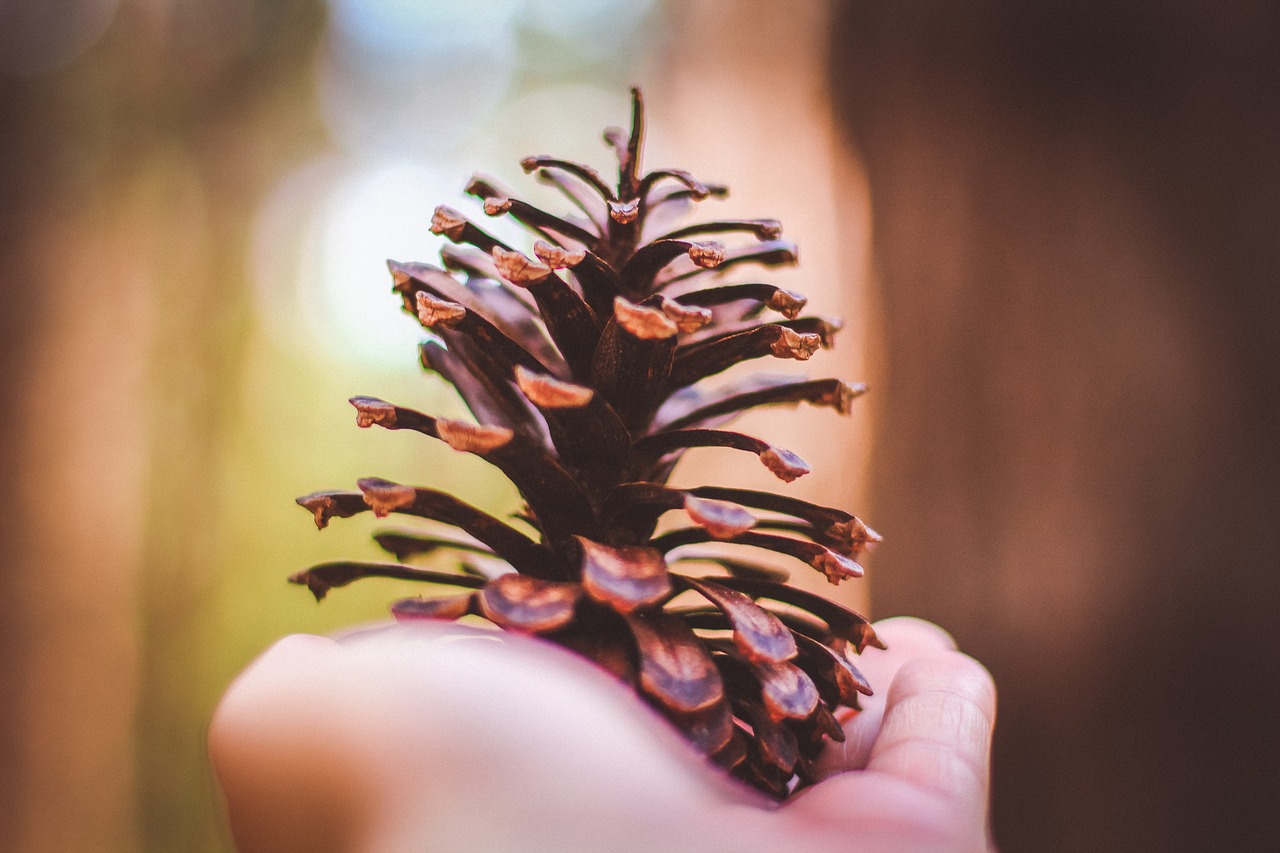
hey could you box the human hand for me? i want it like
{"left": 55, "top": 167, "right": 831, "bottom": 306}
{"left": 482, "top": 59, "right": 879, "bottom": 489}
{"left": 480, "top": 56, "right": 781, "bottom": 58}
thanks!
{"left": 210, "top": 616, "right": 995, "bottom": 852}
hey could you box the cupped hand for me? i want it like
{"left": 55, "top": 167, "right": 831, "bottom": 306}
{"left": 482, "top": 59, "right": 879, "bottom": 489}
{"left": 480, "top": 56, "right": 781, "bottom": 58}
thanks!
{"left": 210, "top": 617, "right": 995, "bottom": 852}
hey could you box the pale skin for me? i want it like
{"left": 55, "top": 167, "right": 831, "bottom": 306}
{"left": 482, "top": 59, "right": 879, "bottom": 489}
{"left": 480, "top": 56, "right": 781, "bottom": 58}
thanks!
{"left": 210, "top": 617, "right": 996, "bottom": 853}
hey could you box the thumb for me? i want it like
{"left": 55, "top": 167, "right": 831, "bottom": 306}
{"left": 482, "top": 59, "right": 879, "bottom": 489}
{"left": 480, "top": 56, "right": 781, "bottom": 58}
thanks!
{"left": 867, "top": 651, "right": 997, "bottom": 836}
{"left": 784, "top": 648, "right": 996, "bottom": 853}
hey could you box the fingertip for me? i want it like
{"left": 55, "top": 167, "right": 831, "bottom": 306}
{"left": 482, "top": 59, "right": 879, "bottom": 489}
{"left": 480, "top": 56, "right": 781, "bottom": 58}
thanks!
{"left": 871, "top": 616, "right": 959, "bottom": 653}
{"left": 260, "top": 632, "right": 342, "bottom": 666}
{"left": 887, "top": 651, "right": 996, "bottom": 724}
{"left": 212, "top": 634, "right": 335, "bottom": 724}
{"left": 209, "top": 633, "right": 377, "bottom": 853}
{"left": 867, "top": 650, "right": 997, "bottom": 820}
{"left": 954, "top": 652, "right": 997, "bottom": 720}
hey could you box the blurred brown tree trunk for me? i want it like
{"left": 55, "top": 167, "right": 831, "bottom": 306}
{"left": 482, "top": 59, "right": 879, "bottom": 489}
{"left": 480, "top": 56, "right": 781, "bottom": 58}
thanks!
{"left": 830, "top": 3, "right": 1280, "bottom": 851}
{"left": 655, "top": 0, "right": 873, "bottom": 614}
{"left": 0, "top": 2, "right": 323, "bottom": 850}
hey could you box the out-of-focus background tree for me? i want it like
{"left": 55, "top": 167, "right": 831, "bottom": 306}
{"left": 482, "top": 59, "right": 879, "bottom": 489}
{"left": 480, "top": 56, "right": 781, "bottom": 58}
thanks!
{"left": 1, "top": 1, "right": 1276, "bottom": 850}
{"left": 829, "top": 3, "right": 1280, "bottom": 851}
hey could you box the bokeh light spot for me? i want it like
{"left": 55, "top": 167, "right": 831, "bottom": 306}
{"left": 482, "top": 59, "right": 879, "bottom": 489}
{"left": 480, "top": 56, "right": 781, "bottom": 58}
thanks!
{"left": 253, "top": 156, "right": 463, "bottom": 366}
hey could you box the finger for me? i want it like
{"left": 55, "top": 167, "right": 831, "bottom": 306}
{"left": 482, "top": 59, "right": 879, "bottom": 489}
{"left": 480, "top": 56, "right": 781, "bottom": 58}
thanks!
{"left": 209, "top": 634, "right": 371, "bottom": 853}
{"left": 813, "top": 616, "right": 960, "bottom": 776}
{"left": 865, "top": 652, "right": 996, "bottom": 830}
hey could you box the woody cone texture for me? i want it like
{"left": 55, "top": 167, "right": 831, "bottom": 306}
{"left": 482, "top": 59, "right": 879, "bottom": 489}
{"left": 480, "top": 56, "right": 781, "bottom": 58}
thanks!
{"left": 293, "top": 89, "right": 883, "bottom": 798}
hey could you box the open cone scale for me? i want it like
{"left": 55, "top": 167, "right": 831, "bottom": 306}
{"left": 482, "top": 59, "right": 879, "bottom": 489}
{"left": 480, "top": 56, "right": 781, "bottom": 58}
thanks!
{"left": 292, "top": 89, "right": 883, "bottom": 798}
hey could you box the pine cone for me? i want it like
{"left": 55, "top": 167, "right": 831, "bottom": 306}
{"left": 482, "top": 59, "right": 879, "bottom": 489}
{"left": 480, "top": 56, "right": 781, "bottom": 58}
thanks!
{"left": 292, "top": 88, "right": 884, "bottom": 798}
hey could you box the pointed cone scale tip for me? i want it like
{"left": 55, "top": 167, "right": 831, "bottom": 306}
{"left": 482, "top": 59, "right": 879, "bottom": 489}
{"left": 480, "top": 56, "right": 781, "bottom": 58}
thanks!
{"left": 683, "top": 495, "right": 756, "bottom": 539}
{"left": 864, "top": 625, "right": 889, "bottom": 651}
{"left": 435, "top": 418, "right": 514, "bottom": 453}
{"left": 388, "top": 260, "right": 413, "bottom": 289}
{"left": 608, "top": 199, "right": 640, "bottom": 224}
{"left": 827, "top": 380, "right": 867, "bottom": 414}
{"left": 482, "top": 197, "right": 513, "bottom": 215}
{"left": 296, "top": 493, "right": 336, "bottom": 529}
{"left": 415, "top": 292, "right": 466, "bottom": 328}
{"left": 615, "top": 296, "right": 678, "bottom": 339}
{"left": 533, "top": 240, "right": 586, "bottom": 270}
{"left": 771, "top": 328, "right": 821, "bottom": 360}
{"left": 430, "top": 205, "right": 467, "bottom": 239}
{"left": 577, "top": 536, "right": 672, "bottom": 613}
{"left": 688, "top": 241, "right": 725, "bottom": 268}
{"left": 350, "top": 396, "right": 397, "bottom": 428}
{"left": 356, "top": 478, "right": 416, "bottom": 517}
{"left": 515, "top": 365, "right": 594, "bottom": 408}
{"left": 464, "top": 174, "right": 499, "bottom": 195}
{"left": 294, "top": 490, "right": 366, "bottom": 529}
{"left": 288, "top": 569, "right": 330, "bottom": 601}
{"left": 813, "top": 549, "right": 863, "bottom": 585}
{"left": 827, "top": 517, "right": 882, "bottom": 554}
{"left": 492, "top": 246, "right": 552, "bottom": 284}
{"left": 660, "top": 298, "right": 713, "bottom": 333}
{"left": 767, "top": 289, "right": 807, "bottom": 319}
{"left": 811, "top": 704, "right": 846, "bottom": 741}
{"left": 840, "top": 656, "right": 874, "bottom": 697}
{"left": 760, "top": 446, "right": 810, "bottom": 482}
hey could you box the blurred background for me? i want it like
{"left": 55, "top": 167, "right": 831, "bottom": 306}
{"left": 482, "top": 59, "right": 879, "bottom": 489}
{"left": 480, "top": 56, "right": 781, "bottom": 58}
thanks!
{"left": 0, "top": 1, "right": 1275, "bottom": 851}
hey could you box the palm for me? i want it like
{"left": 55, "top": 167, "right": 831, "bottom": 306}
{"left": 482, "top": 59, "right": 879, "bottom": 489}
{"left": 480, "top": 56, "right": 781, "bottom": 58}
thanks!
{"left": 211, "top": 617, "right": 995, "bottom": 852}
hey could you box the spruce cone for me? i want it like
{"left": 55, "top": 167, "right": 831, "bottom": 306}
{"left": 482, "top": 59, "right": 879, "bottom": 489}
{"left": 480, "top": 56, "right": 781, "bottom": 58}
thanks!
{"left": 292, "top": 88, "right": 884, "bottom": 798}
